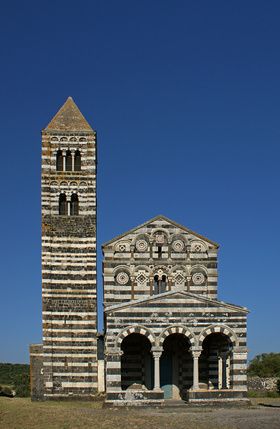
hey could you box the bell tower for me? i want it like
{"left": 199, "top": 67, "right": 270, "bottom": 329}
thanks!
{"left": 41, "top": 97, "right": 97, "bottom": 398}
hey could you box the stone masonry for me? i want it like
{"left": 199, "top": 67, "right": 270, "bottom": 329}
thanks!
{"left": 30, "top": 97, "right": 98, "bottom": 399}
{"left": 30, "top": 98, "right": 249, "bottom": 404}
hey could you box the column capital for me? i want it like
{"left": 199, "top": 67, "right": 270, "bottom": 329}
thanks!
{"left": 151, "top": 347, "right": 163, "bottom": 359}
{"left": 190, "top": 347, "right": 202, "bottom": 359}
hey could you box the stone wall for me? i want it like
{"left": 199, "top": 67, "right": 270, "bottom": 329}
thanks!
{"left": 248, "top": 376, "right": 279, "bottom": 391}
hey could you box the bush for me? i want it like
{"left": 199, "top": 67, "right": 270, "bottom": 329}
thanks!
{"left": 247, "top": 353, "right": 280, "bottom": 377}
{"left": 0, "top": 363, "right": 30, "bottom": 397}
{"left": 13, "top": 372, "right": 30, "bottom": 397}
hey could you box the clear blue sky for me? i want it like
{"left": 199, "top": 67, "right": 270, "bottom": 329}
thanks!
{"left": 0, "top": 0, "right": 279, "bottom": 363}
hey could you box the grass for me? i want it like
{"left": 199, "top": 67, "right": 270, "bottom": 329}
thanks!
{"left": 1, "top": 397, "right": 280, "bottom": 429}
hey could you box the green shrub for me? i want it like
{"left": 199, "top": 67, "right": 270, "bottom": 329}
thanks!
{"left": 13, "top": 372, "right": 30, "bottom": 397}
{"left": 248, "top": 353, "right": 280, "bottom": 377}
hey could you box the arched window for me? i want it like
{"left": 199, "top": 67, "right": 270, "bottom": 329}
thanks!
{"left": 161, "top": 275, "right": 167, "bottom": 293}
{"left": 65, "top": 150, "right": 72, "bottom": 171}
{"left": 154, "top": 275, "right": 159, "bottom": 295}
{"left": 56, "top": 150, "right": 63, "bottom": 171}
{"left": 59, "top": 193, "right": 67, "bottom": 215}
{"left": 70, "top": 193, "right": 79, "bottom": 216}
{"left": 154, "top": 274, "right": 167, "bottom": 295}
{"left": 74, "top": 150, "right": 81, "bottom": 171}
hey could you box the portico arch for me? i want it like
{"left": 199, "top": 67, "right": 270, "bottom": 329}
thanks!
{"left": 116, "top": 325, "right": 156, "bottom": 348}
{"left": 198, "top": 324, "right": 238, "bottom": 348}
{"left": 158, "top": 325, "right": 196, "bottom": 347}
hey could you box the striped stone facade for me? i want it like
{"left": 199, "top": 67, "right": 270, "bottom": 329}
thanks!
{"left": 103, "top": 216, "right": 249, "bottom": 404}
{"left": 30, "top": 97, "right": 98, "bottom": 399}
{"left": 30, "top": 98, "right": 249, "bottom": 404}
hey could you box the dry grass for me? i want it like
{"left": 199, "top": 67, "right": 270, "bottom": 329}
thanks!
{"left": 1, "top": 397, "right": 280, "bottom": 429}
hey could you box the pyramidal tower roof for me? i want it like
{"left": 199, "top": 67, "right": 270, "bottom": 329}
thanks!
{"left": 44, "top": 97, "right": 93, "bottom": 132}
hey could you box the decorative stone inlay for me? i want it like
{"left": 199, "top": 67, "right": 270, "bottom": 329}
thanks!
{"left": 118, "top": 243, "right": 126, "bottom": 252}
{"left": 136, "top": 272, "right": 148, "bottom": 285}
{"left": 172, "top": 239, "right": 185, "bottom": 252}
{"left": 192, "top": 272, "right": 205, "bottom": 285}
{"left": 191, "top": 241, "right": 206, "bottom": 253}
{"left": 174, "top": 272, "right": 185, "bottom": 284}
{"left": 116, "top": 272, "right": 129, "bottom": 285}
{"left": 155, "top": 232, "right": 165, "bottom": 245}
{"left": 135, "top": 239, "right": 148, "bottom": 252}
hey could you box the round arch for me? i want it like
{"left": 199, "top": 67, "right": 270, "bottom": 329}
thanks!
{"left": 198, "top": 324, "right": 238, "bottom": 347}
{"left": 158, "top": 325, "right": 196, "bottom": 347}
{"left": 116, "top": 325, "right": 156, "bottom": 348}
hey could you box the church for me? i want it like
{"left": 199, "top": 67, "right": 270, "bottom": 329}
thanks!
{"left": 30, "top": 97, "right": 249, "bottom": 404}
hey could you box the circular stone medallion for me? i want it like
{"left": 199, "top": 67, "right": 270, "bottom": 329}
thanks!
{"left": 192, "top": 273, "right": 205, "bottom": 285}
{"left": 116, "top": 272, "right": 129, "bottom": 285}
{"left": 172, "top": 239, "right": 184, "bottom": 252}
{"left": 135, "top": 239, "right": 148, "bottom": 252}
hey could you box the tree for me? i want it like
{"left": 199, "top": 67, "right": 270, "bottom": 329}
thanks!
{"left": 248, "top": 353, "right": 280, "bottom": 377}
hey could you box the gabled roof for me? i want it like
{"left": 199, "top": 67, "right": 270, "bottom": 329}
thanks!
{"left": 102, "top": 215, "right": 219, "bottom": 248}
{"left": 44, "top": 97, "right": 93, "bottom": 133}
{"left": 104, "top": 289, "right": 249, "bottom": 314}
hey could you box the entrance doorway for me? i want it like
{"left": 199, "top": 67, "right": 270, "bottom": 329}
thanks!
{"left": 121, "top": 333, "right": 153, "bottom": 390}
{"left": 160, "top": 334, "right": 192, "bottom": 399}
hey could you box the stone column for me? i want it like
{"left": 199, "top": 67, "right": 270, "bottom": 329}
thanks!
{"left": 152, "top": 349, "right": 162, "bottom": 391}
{"left": 131, "top": 276, "right": 135, "bottom": 300}
{"left": 71, "top": 151, "right": 75, "bottom": 171}
{"left": 191, "top": 348, "right": 202, "bottom": 390}
{"left": 149, "top": 277, "right": 153, "bottom": 296}
{"left": 62, "top": 151, "right": 66, "bottom": 171}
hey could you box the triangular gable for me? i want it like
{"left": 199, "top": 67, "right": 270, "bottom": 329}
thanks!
{"left": 102, "top": 215, "right": 219, "bottom": 248}
{"left": 44, "top": 97, "right": 94, "bottom": 132}
{"left": 105, "top": 289, "right": 248, "bottom": 314}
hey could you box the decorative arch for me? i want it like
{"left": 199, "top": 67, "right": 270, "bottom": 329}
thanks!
{"left": 158, "top": 325, "right": 196, "bottom": 347}
{"left": 116, "top": 325, "right": 156, "bottom": 348}
{"left": 113, "top": 265, "right": 131, "bottom": 286}
{"left": 198, "top": 324, "right": 238, "bottom": 347}
{"left": 151, "top": 228, "right": 170, "bottom": 243}
{"left": 170, "top": 234, "right": 187, "bottom": 252}
{"left": 112, "top": 265, "right": 131, "bottom": 275}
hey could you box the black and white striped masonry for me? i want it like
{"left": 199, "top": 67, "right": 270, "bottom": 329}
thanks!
{"left": 103, "top": 216, "right": 249, "bottom": 404}
{"left": 30, "top": 97, "right": 98, "bottom": 399}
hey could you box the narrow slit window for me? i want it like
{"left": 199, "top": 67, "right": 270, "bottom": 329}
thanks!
{"left": 65, "top": 150, "right": 72, "bottom": 171}
{"left": 161, "top": 275, "right": 167, "bottom": 293}
{"left": 56, "top": 150, "right": 63, "bottom": 171}
{"left": 154, "top": 275, "right": 159, "bottom": 295}
{"left": 70, "top": 193, "right": 79, "bottom": 216}
{"left": 74, "top": 150, "right": 81, "bottom": 171}
{"left": 59, "top": 193, "right": 67, "bottom": 215}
